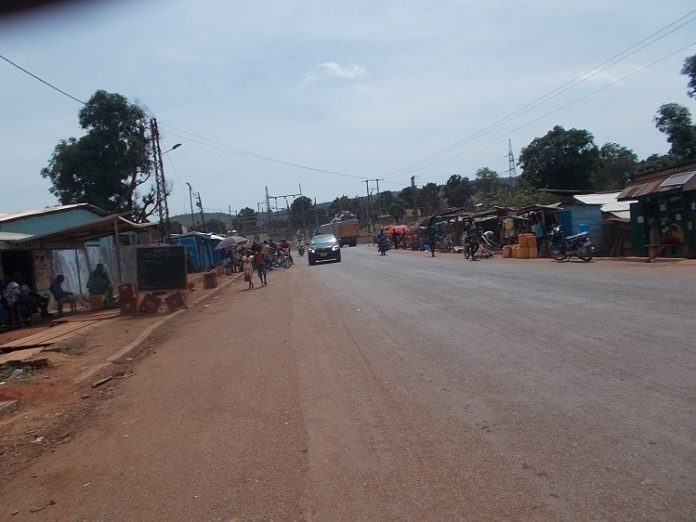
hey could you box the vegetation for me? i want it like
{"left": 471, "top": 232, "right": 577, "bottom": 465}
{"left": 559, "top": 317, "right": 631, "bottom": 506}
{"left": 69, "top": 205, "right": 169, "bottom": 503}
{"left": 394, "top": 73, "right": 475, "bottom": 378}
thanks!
{"left": 43, "top": 56, "right": 696, "bottom": 235}
{"left": 41, "top": 90, "right": 155, "bottom": 222}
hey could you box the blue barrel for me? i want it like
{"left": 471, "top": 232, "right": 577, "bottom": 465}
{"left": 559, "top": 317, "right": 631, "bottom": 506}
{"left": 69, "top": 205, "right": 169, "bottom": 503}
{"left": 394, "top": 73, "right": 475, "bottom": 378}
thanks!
{"left": 578, "top": 224, "right": 589, "bottom": 233}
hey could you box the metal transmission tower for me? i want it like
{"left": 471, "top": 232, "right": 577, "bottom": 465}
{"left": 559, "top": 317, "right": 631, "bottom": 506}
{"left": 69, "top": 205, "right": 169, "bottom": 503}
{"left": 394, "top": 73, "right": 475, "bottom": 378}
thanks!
{"left": 150, "top": 118, "right": 170, "bottom": 240}
{"left": 507, "top": 139, "right": 517, "bottom": 178}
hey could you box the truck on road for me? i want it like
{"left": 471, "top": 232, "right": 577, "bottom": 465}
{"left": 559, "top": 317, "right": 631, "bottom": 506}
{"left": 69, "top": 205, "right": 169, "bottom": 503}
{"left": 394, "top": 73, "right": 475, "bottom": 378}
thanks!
{"left": 317, "top": 212, "right": 360, "bottom": 247}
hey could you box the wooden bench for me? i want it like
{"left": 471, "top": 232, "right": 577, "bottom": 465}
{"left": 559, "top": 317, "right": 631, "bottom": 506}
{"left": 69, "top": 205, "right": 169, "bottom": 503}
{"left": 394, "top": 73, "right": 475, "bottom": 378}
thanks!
{"left": 645, "top": 242, "right": 685, "bottom": 262}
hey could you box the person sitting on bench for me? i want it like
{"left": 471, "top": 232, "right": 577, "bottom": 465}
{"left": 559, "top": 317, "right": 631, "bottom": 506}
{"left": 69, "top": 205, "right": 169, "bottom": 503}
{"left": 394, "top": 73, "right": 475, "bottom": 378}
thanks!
{"left": 87, "top": 263, "right": 114, "bottom": 307}
{"left": 50, "top": 274, "right": 85, "bottom": 316}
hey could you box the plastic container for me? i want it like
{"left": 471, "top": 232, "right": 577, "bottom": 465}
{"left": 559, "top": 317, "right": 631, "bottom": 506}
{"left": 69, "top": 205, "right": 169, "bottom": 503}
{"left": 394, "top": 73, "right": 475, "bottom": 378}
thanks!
{"left": 140, "top": 293, "right": 162, "bottom": 313}
{"left": 89, "top": 295, "right": 105, "bottom": 311}
{"left": 518, "top": 246, "right": 530, "bottom": 259}
{"left": 165, "top": 292, "right": 187, "bottom": 312}
{"left": 503, "top": 245, "right": 512, "bottom": 258}
{"left": 529, "top": 246, "right": 538, "bottom": 258}
{"left": 119, "top": 298, "right": 137, "bottom": 315}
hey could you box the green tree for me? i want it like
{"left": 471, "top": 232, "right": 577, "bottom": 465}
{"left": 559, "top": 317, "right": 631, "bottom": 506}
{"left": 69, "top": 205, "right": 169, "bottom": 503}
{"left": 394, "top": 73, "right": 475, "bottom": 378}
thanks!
{"left": 496, "top": 180, "right": 556, "bottom": 207}
{"left": 471, "top": 168, "right": 502, "bottom": 207}
{"left": 206, "top": 218, "right": 227, "bottom": 234}
{"left": 654, "top": 103, "right": 696, "bottom": 161}
{"left": 41, "top": 90, "right": 154, "bottom": 221}
{"left": 636, "top": 154, "right": 680, "bottom": 175}
{"left": 682, "top": 54, "right": 696, "bottom": 99}
{"left": 591, "top": 143, "right": 638, "bottom": 190}
{"left": 388, "top": 199, "right": 407, "bottom": 223}
{"left": 418, "top": 182, "right": 441, "bottom": 214}
{"left": 519, "top": 126, "right": 599, "bottom": 190}
{"left": 238, "top": 207, "right": 256, "bottom": 234}
{"left": 441, "top": 174, "right": 473, "bottom": 208}
{"left": 289, "top": 196, "right": 313, "bottom": 229}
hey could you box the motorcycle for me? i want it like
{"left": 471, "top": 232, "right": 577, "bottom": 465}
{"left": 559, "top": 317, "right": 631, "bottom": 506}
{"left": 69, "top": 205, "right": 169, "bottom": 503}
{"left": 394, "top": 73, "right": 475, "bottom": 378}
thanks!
{"left": 298, "top": 244, "right": 305, "bottom": 257}
{"left": 547, "top": 225, "right": 593, "bottom": 262}
{"left": 378, "top": 238, "right": 389, "bottom": 255}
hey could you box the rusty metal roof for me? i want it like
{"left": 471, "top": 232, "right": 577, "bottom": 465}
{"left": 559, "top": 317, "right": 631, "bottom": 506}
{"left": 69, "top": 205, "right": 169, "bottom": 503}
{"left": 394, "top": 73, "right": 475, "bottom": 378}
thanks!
{"left": 618, "top": 164, "right": 696, "bottom": 200}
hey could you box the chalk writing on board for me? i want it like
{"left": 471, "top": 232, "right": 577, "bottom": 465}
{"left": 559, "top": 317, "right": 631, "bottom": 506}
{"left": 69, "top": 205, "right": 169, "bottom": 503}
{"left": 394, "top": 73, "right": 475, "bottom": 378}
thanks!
{"left": 136, "top": 246, "right": 187, "bottom": 291}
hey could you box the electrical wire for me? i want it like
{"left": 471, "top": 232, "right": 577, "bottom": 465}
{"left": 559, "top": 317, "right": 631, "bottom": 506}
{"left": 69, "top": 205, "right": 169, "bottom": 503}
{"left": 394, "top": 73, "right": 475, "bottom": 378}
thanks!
{"left": 393, "top": 41, "right": 696, "bottom": 178}
{"left": 386, "top": 8, "right": 696, "bottom": 178}
{"left": 2, "top": 7, "right": 695, "bottom": 192}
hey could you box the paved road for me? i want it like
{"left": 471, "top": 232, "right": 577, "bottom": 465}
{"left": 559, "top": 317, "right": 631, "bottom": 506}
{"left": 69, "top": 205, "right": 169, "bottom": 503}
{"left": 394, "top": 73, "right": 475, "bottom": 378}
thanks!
{"left": 1, "top": 246, "right": 694, "bottom": 521}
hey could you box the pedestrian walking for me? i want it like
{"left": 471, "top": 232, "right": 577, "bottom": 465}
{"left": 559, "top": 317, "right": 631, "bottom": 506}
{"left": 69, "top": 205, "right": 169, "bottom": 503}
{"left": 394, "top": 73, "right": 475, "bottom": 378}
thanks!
{"left": 242, "top": 255, "right": 254, "bottom": 289}
{"left": 253, "top": 249, "right": 268, "bottom": 286}
{"left": 427, "top": 224, "right": 437, "bottom": 257}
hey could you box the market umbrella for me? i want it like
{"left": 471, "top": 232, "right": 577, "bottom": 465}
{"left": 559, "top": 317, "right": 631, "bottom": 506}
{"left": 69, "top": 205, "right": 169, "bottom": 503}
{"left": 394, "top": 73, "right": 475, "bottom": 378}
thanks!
{"left": 214, "top": 235, "right": 248, "bottom": 250}
{"left": 386, "top": 224, "right": 410, "bottom": 234}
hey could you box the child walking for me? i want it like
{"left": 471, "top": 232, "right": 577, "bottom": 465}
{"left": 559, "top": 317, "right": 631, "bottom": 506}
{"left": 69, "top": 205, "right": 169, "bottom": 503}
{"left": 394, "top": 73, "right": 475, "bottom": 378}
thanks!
{"left": 242, "top": 255, "right": 254, "bottom": 289}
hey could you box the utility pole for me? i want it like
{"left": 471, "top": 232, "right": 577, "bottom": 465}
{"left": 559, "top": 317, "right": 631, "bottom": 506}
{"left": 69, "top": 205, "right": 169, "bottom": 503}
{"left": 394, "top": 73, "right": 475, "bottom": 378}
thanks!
{"left": 265, "top": 186, "right": 271, "bottom": 229}
{"left": 299, "top": 183, "right": 306, "bottom": 232}
{"left": 150, "top": 118, "right": 170, "bottom": 241}
{"left": 364, "top": 180, "right": 372, "bottom": 233}
{"left": 374, "top": 178, "right": 383, "bottom": 227}
{"left": 507, "top": 139, "right": 517, "bottom": 178}
{"left": 196, "top": 192, "right": 206, "bottom": 232}
{"left": 186, "top": 182, "right": 196, "bottom": 231}
{"left": 410, "top": 176, "right": 418, "bottom": 223}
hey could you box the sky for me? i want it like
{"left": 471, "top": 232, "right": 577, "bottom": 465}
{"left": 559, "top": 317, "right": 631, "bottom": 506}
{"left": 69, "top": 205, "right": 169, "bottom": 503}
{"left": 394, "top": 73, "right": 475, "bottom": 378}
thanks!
{"left": 1, "top": 0, "right": 695, "bottom": 220}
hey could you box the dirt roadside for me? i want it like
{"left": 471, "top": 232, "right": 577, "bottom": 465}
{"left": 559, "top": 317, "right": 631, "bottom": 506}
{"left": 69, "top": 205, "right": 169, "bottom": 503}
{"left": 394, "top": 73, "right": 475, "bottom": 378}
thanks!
{"left": 0, "top": 272, "right": 242, "bottom": 483}
{"left": 1, "top": 253, "right": 692, "bottom": 486}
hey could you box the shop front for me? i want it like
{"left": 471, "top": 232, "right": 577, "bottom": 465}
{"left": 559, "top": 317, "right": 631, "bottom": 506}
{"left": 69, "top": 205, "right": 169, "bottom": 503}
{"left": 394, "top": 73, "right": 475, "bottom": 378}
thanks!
{"left": 618, "top": 163, "right": 696, "bottom": 259}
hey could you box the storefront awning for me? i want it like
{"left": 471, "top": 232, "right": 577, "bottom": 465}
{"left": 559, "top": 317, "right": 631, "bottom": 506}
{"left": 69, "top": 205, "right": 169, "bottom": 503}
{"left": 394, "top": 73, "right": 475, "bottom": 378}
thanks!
{"left": 2, "top": 215, "right": 157, "bottom": 250}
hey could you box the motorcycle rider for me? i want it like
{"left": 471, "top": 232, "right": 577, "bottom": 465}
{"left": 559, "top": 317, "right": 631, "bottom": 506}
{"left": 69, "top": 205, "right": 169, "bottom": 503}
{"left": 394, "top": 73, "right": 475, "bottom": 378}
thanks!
{"left": 377, "top": 229, "right": 388, "bottom": 255}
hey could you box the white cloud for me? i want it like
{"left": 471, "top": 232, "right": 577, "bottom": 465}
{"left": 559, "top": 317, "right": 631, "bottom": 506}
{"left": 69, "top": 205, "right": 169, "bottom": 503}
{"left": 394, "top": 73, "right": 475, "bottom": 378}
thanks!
{"left": 301, "top": 62, "right": 368, "bottom": 85}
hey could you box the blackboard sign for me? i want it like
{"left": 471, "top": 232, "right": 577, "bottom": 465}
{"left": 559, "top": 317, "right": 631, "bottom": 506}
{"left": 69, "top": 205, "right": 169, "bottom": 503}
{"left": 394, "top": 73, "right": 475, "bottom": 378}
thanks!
{"left": 136, "top": 246, "right": 187, "bottom": 291}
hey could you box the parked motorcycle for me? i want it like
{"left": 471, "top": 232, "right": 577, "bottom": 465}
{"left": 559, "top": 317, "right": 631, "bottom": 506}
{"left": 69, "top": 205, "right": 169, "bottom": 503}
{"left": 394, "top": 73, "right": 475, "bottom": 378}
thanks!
{"left": 547, "top": 225, "right": 593, "bottom": 262}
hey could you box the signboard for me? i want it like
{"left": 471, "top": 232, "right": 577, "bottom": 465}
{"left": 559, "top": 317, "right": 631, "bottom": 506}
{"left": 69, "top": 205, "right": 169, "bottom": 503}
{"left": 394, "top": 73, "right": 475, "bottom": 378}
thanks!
{"left": 136, "top": 246, "right": 187, "bottom": 291}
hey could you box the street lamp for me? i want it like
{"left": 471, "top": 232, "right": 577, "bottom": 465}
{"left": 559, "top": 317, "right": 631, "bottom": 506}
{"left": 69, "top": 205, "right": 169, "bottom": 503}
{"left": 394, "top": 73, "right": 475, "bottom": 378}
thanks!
{"left": 186, "top": 182, "right": 195, "bottom": 231}
{"left": 163, "top": 143, "right": 182, "bottom": 154}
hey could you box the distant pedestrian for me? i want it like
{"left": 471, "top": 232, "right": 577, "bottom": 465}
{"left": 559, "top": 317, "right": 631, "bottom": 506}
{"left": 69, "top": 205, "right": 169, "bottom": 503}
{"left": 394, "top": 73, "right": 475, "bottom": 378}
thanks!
{"left": 466, "top": 219, "right": 479, "bottom": 261}
{"left": 253, "top": 250, "right": 268, "bottom": 286}
{"left": 392, "top": 229, "right": 399, "bottom": 250}
{"left": 427, "top": 224, "right": 437, "bottom": 257}
{"left": 533, "top": 219, "right": 544, "bottom": 251}
{"left": 242, "top": 255, "right": 254, "bottom": 289}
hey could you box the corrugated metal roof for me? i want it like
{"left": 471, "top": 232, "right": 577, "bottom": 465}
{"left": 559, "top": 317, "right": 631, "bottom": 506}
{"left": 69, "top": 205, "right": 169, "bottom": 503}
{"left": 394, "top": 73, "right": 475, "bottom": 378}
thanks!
{"left": 0, "top": 231, "right": 33, "bottom": 241}
{"left": 0, "top": 203, "right": 109, "bottom": 223}
{"left": 618, "top": 164, "right": 696, "bottom": 200}
{"left": 606, "top": 210, "right": 631, "bottom": 222}
{"left": 572, "top": 192, "right": 622, "bottom": 206}
{"left": 572, "top": 192, "right": 635, "bottom": 214}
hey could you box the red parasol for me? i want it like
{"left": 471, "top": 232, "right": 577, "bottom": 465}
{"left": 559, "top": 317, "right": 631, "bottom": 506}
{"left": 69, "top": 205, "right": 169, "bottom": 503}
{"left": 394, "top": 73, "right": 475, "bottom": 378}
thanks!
{"left": 386, "top": 224, "right": 410, "bottom": 234}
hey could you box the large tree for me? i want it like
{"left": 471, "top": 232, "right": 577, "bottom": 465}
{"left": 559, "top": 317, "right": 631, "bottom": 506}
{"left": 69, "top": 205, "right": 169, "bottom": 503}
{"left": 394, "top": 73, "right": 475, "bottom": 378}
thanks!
{"left": 519, "top": 126, "right": 599, "bottom": 190}
{"left": 237, "top": 207, "right": 256, "bottom": 234}
{"left": 654, "top": 103, "right": 696, "bottom": 161}
{"left": 591, "top": 143, "right": 638, "bottom": 190}
{"left": 441, "top": 174, "right": 473, "bottom": 208}
{"left": 289, "top": 196, "right": 313, "bottom": 229}
{"left": 41, "top": 90, "right": 155, "bottom": 221}
{"left": 682, "top": 54, "right": 696, "bottom": 99}
{"left": 471, "top": 167, "right": 502, "bottom": 207}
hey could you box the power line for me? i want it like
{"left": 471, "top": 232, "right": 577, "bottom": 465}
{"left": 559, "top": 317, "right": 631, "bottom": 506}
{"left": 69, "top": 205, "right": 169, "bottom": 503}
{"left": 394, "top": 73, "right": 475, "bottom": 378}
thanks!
{"left": 390, "top": 41, "right": 696, "bottom": 178}
{"left": 386, "top": 8, "right": 696, "bottom": 178}
{"left": 0, "top": 52, "right": 87, "bottom": 105}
